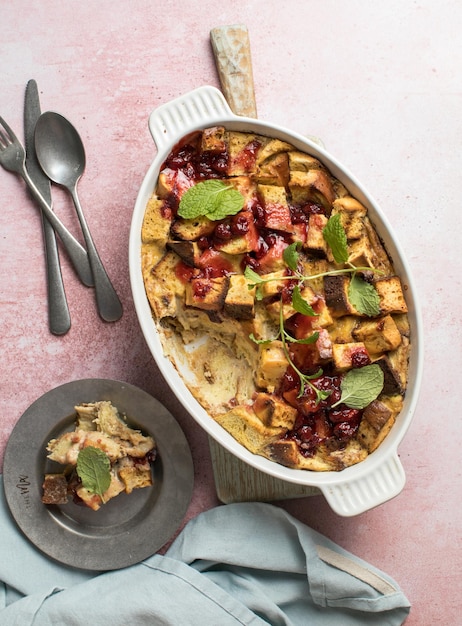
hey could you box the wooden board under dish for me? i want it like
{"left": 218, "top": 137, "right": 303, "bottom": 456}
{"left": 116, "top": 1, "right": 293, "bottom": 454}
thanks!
{"left": 209, "top": 437, "right": 319, "bottom": 503}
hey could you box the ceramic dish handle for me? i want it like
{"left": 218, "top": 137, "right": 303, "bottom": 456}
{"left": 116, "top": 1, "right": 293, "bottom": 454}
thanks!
{"left": 148, "top": 86, "right": 234, "bottom": 152}
{"left": 320, "top": 452, "right": 406, "bottom": 516}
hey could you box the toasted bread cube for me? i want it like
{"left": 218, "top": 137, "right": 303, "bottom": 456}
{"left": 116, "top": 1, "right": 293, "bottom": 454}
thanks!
{"left": 265, "top": 299, "right": 295, "bottom": 323}
{"left": 255, "top": 341, "right": 288, "bottom": 392}
{"left": 256, "top": 245, "right": 288, "bottom": 273}
{"left": 375, "top": 276, "right": 408, "bottom": 314}
{"left": 218, "top": 236, "right": 253, "bottom": 255}
{"left": 119, "top": 461, "right": 153, "bottom": 494}
{"left": 306, "top": 213, "right": 328, "bottom": 254}
{"left": 352, "top": 315, "right": 402, "bottom": 355}
{"left": 214, "top": 404, "right": 286, "bottom": 454}
{"left": 144, "top": 251, "right": 185, "bottom": 319}
{"left": 258, "top": 270, "right": 289, "bottom": 299}
{"left": 75, "top": 487, "right": 102, "bottom": 511}
{"left": 157, "top": 168, "right": 192, "bottom": 199}
{"left": 393, "top": 313, "right": 410, "bottom": 337}
{"left": 288, "top": 169, "right": 335, "bottom": 211}
{"left": 324, "top": 275, "right": 359, "bottom": 317}
{"left": 265, "top": 285, "right": 317, "bottom": 323}
{"left": 217, "top": 211, "right": 259, "bottom": 255}
{"left": 255, "top": 138, "right": 293, "bottom": 166}
{"left": 300, "top": 258, "right": 330, "bottom": 294}
{"left": 257, "top": 184, "right": 294, "bottom": 232}
{"left": 288, "top": 151, "right": 324, "bottom": 172}
{"left": 167, "top": 240, "right": 201, "bottom": 266}
{"left": 229, "top": 176, "right": 257, "bottom": 202}
{"left": 267, "top": 439, "right": 335, "bottom": 471}
{"left": 256, "top": 152, "right": 290, "bottom": 186}
{"left": 201, "top": 125, "right": 226, "bottom": 152}
{"left": 141, "top": 243, "right": 166, "bottom": 284}
{"left": 387, "top": 335, "right": 410, "bottom": 390}
{"left": 358, "top": 396, "right": 402, "bottom": 452}
{"left": 346, "top": 236, "right": 377, "bottom": 269}
{"left": 227, "top": 131, "right": 261, "bottom": 175}
{"left": 253, "top": 392, "right": 297, "bottom": 429}
{"left": 245, "top": 302, "right": 279, "bottom": 342}
{"left": 363, "top": 218, "right": 394, "bottom": 273}
{"left": 311, "top": 299, "right": 334, "bottom": 329}
{"left": 358, "top": 415, "right": 394, "bottom": 453}
{"left": 362, "top": 399, "right": 392, "bottom": 432}
{"left": 42, "top": 474, "right": 68, "bottom": 505}
{"left": 224, "top": 274, "right": 255, "bottom": 320}
{"left": 185, "top": 276, "right": 230, "bottom": 312}
{"left": 331, "top": 196, "right": 367, "bottom": 240}
{"left": 373, "top": 355, "right": 403, "bottom": 395}
{"left": 170, "top": 216, "right": 215, "bottom": 241}
{"left": 332, "top": 342, "right": 369, "bottom": 371}
{"left": 326, "top": 315, "right": 357, "bottom": 343}
{"left": 142, "top": 196, "right": 171, "bottom": 244}
{"left": 257, "top": 182, "right": 288, "bottom": 206}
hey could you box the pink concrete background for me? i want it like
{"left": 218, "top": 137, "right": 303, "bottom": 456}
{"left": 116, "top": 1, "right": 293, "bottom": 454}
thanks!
{"left": 1, "top": 1, "right": 460, "bottom": 623}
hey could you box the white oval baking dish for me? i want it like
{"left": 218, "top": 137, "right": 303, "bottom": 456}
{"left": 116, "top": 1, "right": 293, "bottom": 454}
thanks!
{"left": 129, "top": 85, "right": 424, "bottom": 516}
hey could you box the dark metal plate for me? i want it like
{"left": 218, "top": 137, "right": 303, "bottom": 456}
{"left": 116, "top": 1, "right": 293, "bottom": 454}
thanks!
{"left": 3, "top": 379, "right": 194, "bottom": 570}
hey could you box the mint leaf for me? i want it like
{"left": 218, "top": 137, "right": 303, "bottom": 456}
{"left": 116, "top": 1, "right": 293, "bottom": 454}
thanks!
{"left": 333, "top": 364, "right": 384, "bottom": 409}
{"left": 76, "top": 446, "right": 111, "bottom": 496}
{"left": 323, "top": 214, "right": 348, "bottom": 264}
{"left": 244, "top": 266, "right": 267, "bottom": 300}
{"left": 178, "top": 180, "right": 244, "bottom": 221}
{"left": 283, "top": 242, "right": 301, "bottom": 272}
{"left": 348, "top": 274, "right": 380, "bottom": 316}
{"left": 292, "top": 285, "right": 317, "bottom": 317}
{"left": 244, "top": 266, "right": 263, "bottom": 285}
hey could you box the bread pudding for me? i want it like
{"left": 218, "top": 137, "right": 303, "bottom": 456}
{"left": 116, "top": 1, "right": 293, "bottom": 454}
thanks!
{"left": 141, "top": 126, "right": 410, "bottom": 471}
{"left": 42, "top": 401, "right": 156, "bottom": 510}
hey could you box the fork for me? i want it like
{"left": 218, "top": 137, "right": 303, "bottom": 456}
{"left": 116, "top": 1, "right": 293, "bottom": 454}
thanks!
{"left": 0, "top": 116, "right": 93, "bottom": 287}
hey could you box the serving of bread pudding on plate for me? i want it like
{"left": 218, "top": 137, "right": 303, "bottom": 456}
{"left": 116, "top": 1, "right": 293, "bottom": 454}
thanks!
{"left": 42, "top": 401, "right": 156, "bottom": 510}
{"left": 140, "top": 126, "right": 410, "bottom": 472}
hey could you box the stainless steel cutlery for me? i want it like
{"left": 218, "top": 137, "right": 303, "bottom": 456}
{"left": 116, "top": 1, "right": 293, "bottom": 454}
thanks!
{"left": 0, "top": 82, "right": 123, "bottom": 329}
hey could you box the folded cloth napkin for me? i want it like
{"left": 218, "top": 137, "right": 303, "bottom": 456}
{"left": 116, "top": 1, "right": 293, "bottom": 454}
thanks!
{"left": 0, "top": 475, "right": 410, "bottom": 625}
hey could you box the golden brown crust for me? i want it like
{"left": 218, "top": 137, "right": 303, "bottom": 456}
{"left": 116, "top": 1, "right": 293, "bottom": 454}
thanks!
{"left": 141, "top": 127, "right": 410, "bottom": 472}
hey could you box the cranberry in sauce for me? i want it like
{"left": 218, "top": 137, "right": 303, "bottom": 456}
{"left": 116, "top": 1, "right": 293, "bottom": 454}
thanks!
{"left": 351, "top": 349, "right": 371, "bottom": 368}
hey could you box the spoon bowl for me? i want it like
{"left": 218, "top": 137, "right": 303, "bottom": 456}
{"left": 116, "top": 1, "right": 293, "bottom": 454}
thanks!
{"left": 35, "top": 113, "right": 86, "bottom": 187}
{"left": 35, "top": 112, "right": 122, "bottom": 322}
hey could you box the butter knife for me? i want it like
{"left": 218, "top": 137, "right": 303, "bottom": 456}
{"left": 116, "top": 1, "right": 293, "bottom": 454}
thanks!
{"left": 25, "top": 79, "right": 71, "bottom": 335}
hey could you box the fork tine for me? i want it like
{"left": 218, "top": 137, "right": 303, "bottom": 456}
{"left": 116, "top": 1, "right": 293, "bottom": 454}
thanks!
{"left": 0, "top": 116, "right": 15, "bottom": 142}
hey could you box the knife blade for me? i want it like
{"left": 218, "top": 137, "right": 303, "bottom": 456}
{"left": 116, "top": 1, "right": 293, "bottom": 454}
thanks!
{"left": 24, "top": 79, "right": 71, "bottom": 335}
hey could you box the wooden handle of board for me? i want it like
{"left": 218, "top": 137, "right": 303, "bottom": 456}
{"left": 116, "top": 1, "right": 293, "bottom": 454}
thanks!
{"left": 210, "top": 24, "right": 257, "bottom": 118}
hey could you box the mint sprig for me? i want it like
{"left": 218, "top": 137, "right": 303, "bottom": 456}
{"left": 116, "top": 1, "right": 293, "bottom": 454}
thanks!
{"left": 332, "top": 364, "right": 384, "bottom": 409}
{"left": 76, "top": 446, "right": 111, "bottom": 497}
{"left": 178, "top": 180, "right": 245, "bottom": 221}
{"left": 245, "top": 215, "right": 382, "bottom": 318}
{"left": 245, "top": 214, "right": 387, "bottom": 406}
{"left": 249, "top": 289, "right": 322, "bottom": 399}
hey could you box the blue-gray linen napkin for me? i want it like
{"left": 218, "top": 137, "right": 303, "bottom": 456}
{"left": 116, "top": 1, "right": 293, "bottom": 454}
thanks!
{"left": 0, "top": 475, "right": 410, "bottom": 625}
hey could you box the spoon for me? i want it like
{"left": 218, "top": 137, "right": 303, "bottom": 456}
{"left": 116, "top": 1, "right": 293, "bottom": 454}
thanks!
{"left": 34, "top": 111, "right": 123, "bottom": 322}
